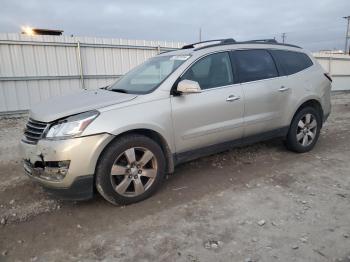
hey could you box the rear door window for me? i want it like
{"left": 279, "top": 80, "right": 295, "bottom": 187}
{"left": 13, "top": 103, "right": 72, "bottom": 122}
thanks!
{"left": 270, "top": 50, "right": 313, "bottom": 76}
{"left": 230, "top": 50, "right": 278, "bottom": 83}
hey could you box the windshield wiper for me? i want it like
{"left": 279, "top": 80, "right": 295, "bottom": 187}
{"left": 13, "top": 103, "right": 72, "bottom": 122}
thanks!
{"left": 109, "top": 88, "right": 129, "bottom": 94}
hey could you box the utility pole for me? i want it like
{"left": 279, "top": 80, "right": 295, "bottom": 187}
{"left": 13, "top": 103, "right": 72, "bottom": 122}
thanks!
{"left": 344, "top": 16, "right": 350, "bottom": 54}
{"left": 199, "top": 27, "right": 202, "bottom": 42}
{"left": 281, "top": 33, "right": 286, "bottom": 43}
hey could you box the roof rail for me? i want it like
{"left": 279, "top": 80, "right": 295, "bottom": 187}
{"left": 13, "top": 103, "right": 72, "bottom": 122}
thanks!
{"left": 181, "top": 38, "right": 236, "bottom": 49}
{"left": 242, "top": 39, "right": 278, "bottom": 44}
{"left": 192, "top": 38, "right": 301, "bottom": 51}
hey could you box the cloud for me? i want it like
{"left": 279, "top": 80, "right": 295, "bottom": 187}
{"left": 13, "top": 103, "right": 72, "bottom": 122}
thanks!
{"left": 0, "top": 0, "right": 349, "bottom": 51}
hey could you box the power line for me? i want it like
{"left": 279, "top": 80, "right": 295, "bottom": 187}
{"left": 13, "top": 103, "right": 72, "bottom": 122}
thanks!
{"left": 235, "top": 25, "right": 347, "bottom": 41}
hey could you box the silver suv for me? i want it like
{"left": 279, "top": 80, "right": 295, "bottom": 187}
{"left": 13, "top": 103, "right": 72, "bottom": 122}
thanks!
{"left": 20, "top": 39, "right": 331, "bottom": 205}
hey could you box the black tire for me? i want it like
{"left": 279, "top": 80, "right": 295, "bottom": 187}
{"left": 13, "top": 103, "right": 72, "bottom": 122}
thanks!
{"left": 95, "top": 134, "right": 166, "bottom": 205}
{"left": 285, "top": 106, "right": 322, "bottom": 153}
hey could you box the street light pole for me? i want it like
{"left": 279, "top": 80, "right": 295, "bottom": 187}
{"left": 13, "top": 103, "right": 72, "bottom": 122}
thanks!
{"left": 344, "top": 16, "right": 350, "bottom": 54}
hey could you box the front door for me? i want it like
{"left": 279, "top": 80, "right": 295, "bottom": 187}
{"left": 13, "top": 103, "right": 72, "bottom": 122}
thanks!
{"left": 171, "top": 52, "right": 244, "bottom": 154}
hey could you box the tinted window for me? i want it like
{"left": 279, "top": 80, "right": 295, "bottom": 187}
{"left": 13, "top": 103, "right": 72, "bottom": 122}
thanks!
{"left": 181, "top": 52, "right": 234, "bottom": 89}
{"left": 231, "top": 50, "right": 278, "bottom": 83}
{"left": 270, "top": 50, "right": 313, "bottom": 75}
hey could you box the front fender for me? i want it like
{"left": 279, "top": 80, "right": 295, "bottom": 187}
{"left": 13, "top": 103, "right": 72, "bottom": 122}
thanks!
{"left": 83, "top": 98, "right": 175, "bottom": 152}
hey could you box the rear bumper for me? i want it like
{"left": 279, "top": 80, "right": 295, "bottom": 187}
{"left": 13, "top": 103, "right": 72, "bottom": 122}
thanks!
{"left": 323, "top": 111, "right": 331, "bottom": 123}
{"left": 321, "top": 85, "right": 331, "bottom": 124}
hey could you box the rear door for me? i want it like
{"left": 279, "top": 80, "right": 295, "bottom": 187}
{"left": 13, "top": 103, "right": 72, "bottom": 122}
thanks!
{"left": 171, "top": 51, "right": 244, "bottom": 154}
{"left": 230, "top": 49, "right": 290, "bottom": 137}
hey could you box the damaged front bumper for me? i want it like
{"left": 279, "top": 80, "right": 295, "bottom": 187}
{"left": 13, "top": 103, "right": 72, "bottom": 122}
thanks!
{"left": 20, "top": 133, "right": 113, "bottom": 200}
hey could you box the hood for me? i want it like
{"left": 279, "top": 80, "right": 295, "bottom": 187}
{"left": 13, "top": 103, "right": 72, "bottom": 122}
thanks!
{"left": 30, "top": 89, "right": 137, "bottom": 122}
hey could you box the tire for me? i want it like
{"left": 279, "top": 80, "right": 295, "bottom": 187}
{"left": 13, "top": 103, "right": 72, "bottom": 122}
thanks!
{"left": 95, "top": 134, "right": 166, "bottom": 205}
{"left": 285, "top": 106, "right": 322, "bottom": 153}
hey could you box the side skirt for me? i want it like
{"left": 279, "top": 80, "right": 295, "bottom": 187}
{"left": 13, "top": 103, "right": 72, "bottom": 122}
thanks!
{"left": 174, "top": 127, "right": 289, "bottom": 165}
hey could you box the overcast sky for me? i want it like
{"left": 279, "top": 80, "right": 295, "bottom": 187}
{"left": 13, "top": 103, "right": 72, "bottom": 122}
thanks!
{"left": 1, "top": 0, "right": 350, "bottom": 51}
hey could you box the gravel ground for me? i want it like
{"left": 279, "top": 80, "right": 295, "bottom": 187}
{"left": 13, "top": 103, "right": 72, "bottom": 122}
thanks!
{"left": 0, "top": 92, "right": 350, "bottom": 262}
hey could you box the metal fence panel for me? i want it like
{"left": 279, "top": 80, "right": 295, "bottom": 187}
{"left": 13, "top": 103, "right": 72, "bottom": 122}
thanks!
{"left": 313, "top": 53, "right": 350, "bottom": 91}
{"left": 0, "top": 79, "right": 82, "bottom": 112}
{"left": 0, "top": 33, "right": 184, "bottom": 113}
{"left": 3, "top": 34, "right": 349, "bottom": 113}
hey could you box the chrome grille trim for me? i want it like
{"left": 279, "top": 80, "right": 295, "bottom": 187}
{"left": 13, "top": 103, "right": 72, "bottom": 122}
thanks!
{"left": 22, "top": 118, "right": 49, "bottom": 144}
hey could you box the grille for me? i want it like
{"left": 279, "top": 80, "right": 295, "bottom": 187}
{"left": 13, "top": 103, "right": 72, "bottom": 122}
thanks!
{"left": 22, "top": 118, "right": 49, "bottom": 144}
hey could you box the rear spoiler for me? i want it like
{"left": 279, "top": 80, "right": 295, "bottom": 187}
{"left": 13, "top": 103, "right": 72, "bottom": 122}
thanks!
{"left": 324, "top": 73, "right": 333, "bottom": 82}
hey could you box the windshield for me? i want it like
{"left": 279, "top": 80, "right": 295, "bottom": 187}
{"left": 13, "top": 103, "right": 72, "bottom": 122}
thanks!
{"left": 109, "top": 55, "right": 190, "bottom": 94}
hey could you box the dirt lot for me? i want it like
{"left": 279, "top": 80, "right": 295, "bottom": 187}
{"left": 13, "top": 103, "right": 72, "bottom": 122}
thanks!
{"left": 0, "top": 92, "right": 350, "bottom": 262}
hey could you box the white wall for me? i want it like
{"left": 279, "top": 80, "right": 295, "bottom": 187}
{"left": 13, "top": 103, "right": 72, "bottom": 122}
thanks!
{"left": 1, "top": 35, "right": 349, "bottom": 114}
{"left": 0, "top": 33, "right": 185, "bottom": 113}
{"left": 313, "top": 53, "right": 350, "bottom": 91}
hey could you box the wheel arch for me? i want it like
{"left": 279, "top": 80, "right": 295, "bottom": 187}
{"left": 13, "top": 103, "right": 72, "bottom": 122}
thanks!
{"left": 290, "top": 98, "right": 324, "bottom": 127}
{"left": 95, "top": 128, "right": 175, "bottom": 178}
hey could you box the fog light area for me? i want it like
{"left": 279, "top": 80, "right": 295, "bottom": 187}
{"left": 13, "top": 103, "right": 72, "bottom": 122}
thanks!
{"left": 24, "top": 159, "right": 70, "bottom": 181}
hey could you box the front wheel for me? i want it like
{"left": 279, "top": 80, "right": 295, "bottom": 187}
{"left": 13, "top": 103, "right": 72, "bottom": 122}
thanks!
{"left": 285, "top": 107, "right": 321, "bottom": 153}
{"left": 95, "top": 134, "right": 166, "bottom": 205}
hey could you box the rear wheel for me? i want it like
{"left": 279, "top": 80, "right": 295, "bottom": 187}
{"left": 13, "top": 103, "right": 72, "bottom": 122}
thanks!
{"left": 285, "top": 107, "right": 321, "bottom": 153}
{"left": 96, "top": 134, "right": 166, "bottom": 205}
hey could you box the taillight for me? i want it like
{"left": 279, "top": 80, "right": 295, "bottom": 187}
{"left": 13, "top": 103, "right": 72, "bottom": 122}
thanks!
{"left": 324, "top": 73, "right": 333, "bottom": 82}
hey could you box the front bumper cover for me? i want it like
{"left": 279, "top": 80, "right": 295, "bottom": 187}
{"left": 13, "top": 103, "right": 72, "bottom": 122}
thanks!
{"left": 42, "top": 175, "right": 94, "bottom": 200}
{"left": 20, "top": 133, "right": 114, "bottom": 200}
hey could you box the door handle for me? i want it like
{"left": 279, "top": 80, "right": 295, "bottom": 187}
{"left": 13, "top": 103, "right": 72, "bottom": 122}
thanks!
{"left": 278, "top": 86, "right": 290, "bottom": 92}
{"left": 226, "top": 95, "right": 240, "bottom": 102}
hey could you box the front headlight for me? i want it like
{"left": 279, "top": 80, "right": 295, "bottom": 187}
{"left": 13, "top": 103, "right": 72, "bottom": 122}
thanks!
{"left": 45, "top": 111, "right": 99, "bottom": 139}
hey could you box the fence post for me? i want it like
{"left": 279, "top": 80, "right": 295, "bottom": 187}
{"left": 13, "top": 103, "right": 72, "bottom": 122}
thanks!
{"left": 76, "top": 41, "right": 85, "bottom": 89}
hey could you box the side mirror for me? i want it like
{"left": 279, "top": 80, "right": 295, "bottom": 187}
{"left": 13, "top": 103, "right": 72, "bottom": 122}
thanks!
{"left": 177, "top": 80, "right": 201, "bottom": 94}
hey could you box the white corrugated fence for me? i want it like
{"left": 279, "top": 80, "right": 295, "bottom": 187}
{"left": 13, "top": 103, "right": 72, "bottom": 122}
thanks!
{"left": 312, "top": 52, "right": 350, "bottom": 91}
{"left": 0, "top": 33, "right": 185, "bottom": 113}
{"left": 1, "top": 34, "right": 349, "bottom": 114}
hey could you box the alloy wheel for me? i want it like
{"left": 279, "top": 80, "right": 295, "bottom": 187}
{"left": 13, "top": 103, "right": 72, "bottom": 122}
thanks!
{"left": 296, "top": 113, "right": 318, "bottom": 147}
{"left": 110, "top": 147, "right": 157, "bottom": 197}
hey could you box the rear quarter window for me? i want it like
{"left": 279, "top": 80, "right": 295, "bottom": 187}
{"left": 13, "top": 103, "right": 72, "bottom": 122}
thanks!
{"left": 270, "top": 50, "right": 313, "bottom": 76}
